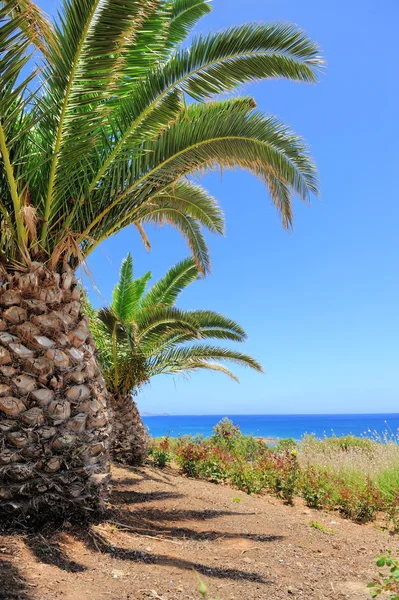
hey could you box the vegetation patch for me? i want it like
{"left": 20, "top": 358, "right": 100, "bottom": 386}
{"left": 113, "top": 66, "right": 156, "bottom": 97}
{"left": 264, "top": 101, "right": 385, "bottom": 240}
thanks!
{"left": 150, "top": 418, "right": 399, "bottom": 526}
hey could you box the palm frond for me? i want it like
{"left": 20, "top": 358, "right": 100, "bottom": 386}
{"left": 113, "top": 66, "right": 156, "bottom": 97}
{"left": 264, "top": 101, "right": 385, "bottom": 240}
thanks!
{"left": 84, "top": 98, "right": 317, "bottom": 255}
{"left": 1, "top": 0, "right": 55, "bottom": 58}
{"left": 0, "top": 1, "right": 322, "bottom": 276}
{"left": 83, "top": 180, "right": 224, "bottom": 274}
{"left": 141, "top": 256, "right": 198, "bottom": 308}
{"left": 146, "top": 344, "right": 263, "bottom": 378}
{"left": 136, "top": 306, "right": 199, "bottom": 343}
{"left": 188, "top": 310, "right": 247, "bottom": 341}
{"left": 85, "top": 20, "right": 323, "bottom": 192}
{"left": 164, "top": 0, "right": 212, "bottom": 51}
{"left": 111, "top": 253, "right": 136, "bottom": 322}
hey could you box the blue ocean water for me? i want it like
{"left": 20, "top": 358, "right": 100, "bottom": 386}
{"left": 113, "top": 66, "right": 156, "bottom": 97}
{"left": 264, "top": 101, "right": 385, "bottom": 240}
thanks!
{"left": 142, "top": 413, "right": 399, "bottom": 440}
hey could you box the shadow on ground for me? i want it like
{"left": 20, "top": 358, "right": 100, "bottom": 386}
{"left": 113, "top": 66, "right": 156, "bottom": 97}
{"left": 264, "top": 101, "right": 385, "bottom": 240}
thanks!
{"left": 0, "top": 558, "right": 32, "bottom": 600}
{"left": 1, "top": 465, "right": 281, "bottom": 586}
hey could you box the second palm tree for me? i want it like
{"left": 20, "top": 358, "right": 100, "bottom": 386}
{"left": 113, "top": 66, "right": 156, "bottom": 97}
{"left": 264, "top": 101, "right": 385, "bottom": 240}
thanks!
{"left": 91, "top": 255, "right": 263, "bottom": 465}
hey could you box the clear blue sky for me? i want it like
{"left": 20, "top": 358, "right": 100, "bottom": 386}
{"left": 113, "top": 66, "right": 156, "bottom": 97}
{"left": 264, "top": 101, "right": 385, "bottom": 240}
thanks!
{"left": 37, "top": 0, "right": 399, "bottom": 415}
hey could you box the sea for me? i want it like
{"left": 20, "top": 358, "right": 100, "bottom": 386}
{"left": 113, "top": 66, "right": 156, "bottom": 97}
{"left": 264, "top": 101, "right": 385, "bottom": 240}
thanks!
{"left": 142, "top": 413, "right": 399, "bottom": 441}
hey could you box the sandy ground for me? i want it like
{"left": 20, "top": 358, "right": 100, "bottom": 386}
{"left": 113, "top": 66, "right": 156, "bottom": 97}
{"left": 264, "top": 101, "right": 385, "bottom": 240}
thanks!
{"left": 0, "top": 464, "right": 392, "bottom": 600}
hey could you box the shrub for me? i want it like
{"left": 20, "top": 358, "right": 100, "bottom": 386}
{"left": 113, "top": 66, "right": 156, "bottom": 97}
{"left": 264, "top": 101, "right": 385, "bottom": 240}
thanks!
{"left": 384, "top": 491, "right": 399, "bottom": 534}
{"left": 337, "top": 476, "right": 383, "bottom": 523}
{"left": 273, "top": 438, "right": 298, "bottom": 453}
{"left": 260, "top": 449, "right": 299, "bottom": 504}
{"left": 175, "top": 436, "right": 209, "bottom": 477}
{"left": 152, "top": 435, "right": 172, "bottom": 468}
{"left": 150, "top": 420, "right": 399, "bottom": 527}
{"left": 199, "top": 445, "right": 231, "bottom": 484}
{"left": 368, "top": 551, "right": 399, "bottom": 599}
{"left": 301, "top": 467, "right": 338, "bottom": 509}
{"left": 212, "top": 417, "right": 241, "bottom": 449}
{"left": 233, "top": 435, "right": 269, "bottom": 461}
{"left": 229, "top": 461, "right": 265, "bottom": 495}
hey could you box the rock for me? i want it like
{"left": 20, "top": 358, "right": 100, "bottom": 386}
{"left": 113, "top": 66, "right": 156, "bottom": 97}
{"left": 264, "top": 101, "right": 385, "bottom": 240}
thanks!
{"left": 111, "top": 569, "right": 125, "bottom": 579}
{"left": 0, "top": 396, "right": 26, "bottom": 416}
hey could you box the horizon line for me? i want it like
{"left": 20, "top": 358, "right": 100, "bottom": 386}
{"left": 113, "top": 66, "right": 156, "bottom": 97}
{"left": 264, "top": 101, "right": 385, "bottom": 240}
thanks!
{"left": 142, "top": 412, "right": 399, "bottom": 417}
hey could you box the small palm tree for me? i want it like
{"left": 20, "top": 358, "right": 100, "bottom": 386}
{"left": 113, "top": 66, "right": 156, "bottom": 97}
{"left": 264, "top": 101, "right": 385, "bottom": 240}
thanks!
{"left": 91, "top": 254, "right": 263, "bottom": 465}
{"left": 0, "top": 0, "right": 321, "bottom": 515}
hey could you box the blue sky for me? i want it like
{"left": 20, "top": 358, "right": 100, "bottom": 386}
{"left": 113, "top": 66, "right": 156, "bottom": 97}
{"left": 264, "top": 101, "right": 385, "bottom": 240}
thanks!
{"left": 37, "top": 0, "right": 399, "bottom": 415}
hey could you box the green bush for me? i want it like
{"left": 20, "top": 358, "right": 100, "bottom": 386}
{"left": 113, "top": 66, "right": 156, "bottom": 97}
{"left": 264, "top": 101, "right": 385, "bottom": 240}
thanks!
{"left": 211, "top": 417, "right": 241, "bottom": 449}
{"left": 151, "top": 435, "right": 172, "bottom": 469}
{"left": 150, "top": 420, "right": 399, "bottom": 526}
{"left": 301, "top": 467, "right": 338, "bottom": 509}
{"left": 368, "top": 551, "right": 399, "bottom": 599}
{"left": 337, "top": 476, "right": 383, "bottom": 523}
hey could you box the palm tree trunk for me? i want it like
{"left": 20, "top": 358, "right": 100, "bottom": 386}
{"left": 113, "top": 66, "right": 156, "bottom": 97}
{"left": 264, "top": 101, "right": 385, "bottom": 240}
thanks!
{"left": 0, "top": 262, "right": 112, "bottom": 518}
{"left": 110, "top": 393, "right": 149, "bottom": 466}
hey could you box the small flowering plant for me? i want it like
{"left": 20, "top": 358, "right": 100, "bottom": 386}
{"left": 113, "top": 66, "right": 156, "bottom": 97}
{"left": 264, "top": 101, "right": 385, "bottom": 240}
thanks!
{"left": 212, "top": 418, "right": 241, "bottom": 448}
{"left": 368, "top": 551, "right": 399, "bottom": 599}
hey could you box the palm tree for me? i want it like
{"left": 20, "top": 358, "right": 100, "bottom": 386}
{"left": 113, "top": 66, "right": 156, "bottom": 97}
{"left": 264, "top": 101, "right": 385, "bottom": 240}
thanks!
{"left": 0, "top": 0, "right": 321, "bottom": 515}
{"left": 91, "top": 254, "right": 263, "bottom": 465}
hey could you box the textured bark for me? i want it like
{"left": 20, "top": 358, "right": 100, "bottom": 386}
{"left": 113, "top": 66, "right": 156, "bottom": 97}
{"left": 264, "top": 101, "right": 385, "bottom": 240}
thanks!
{"left": 111, "top": 393, "right": 149, "bottom": 466}
{"left": 0, "top": 263, "right": 112, "bottom": 518}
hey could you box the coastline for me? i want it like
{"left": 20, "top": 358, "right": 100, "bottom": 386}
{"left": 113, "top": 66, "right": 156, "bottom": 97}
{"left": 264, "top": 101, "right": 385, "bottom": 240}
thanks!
{"left": 142, "top": 413, "right": 399, "bottom": 441}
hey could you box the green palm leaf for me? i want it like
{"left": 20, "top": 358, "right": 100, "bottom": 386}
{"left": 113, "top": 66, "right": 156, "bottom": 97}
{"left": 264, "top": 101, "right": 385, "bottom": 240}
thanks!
{"left": 111, "top": 253, "right": 136, "bottom": 322}
{"left": 92, "top": 255, "right": 263, "bottom": 396}
{"left": 141, "top": 257, "right": 198, "bottom": 308}
{"left": 0, "top": 0, "right": 321, "bottom": 273}
{"left": 146, "top": 345, "right": 263, "bottom": 378}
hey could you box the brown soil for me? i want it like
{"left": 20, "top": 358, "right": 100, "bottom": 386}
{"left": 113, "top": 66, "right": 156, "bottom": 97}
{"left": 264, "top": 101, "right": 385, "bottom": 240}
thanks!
{"left": 0, "top": 464, "right": 392, "bottom": 600}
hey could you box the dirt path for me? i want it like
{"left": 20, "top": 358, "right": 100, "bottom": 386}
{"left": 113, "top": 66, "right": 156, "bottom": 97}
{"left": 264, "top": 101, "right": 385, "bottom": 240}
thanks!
{"left": 0, "top": 465, "right": 392, "bottom": 599}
